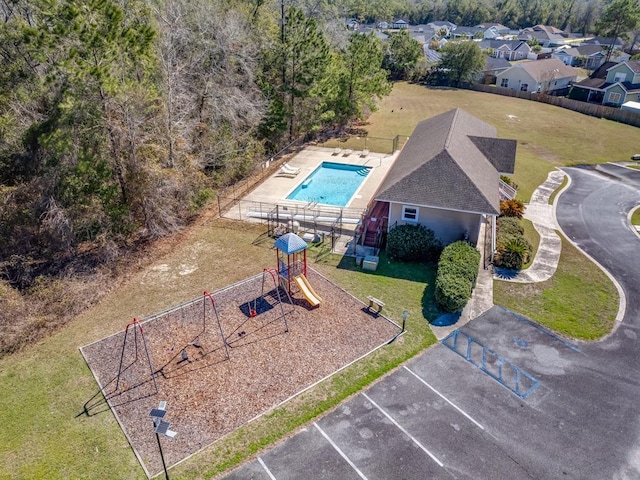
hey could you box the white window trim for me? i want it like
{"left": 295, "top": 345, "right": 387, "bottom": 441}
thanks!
{"left": 608, "top": 92, "right": 622, "bottom": 104}
{"left": 402, "top": 205, "right": 419, "bottom": 222}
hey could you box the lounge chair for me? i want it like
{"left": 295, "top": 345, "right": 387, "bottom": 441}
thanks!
{"left": 281, "top": 162, "right": 301, "bottom": 174}
{"left": 277, "top": 165, "right": 299, "bottom": 177}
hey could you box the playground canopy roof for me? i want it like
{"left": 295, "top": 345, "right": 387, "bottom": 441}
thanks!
{"left": 274, "top": 233, "right": 308, "bottom": 254}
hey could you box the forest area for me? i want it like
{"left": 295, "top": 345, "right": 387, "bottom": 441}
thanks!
{"left": 0, "top": 0, "right": 634, "bottom": 355}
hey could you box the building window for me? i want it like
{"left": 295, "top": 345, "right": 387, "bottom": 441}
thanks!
{"left": 520, "top": 83, "right": 528, "bottom": 91}
{"left": 500, "top": 78, "right": 509, "bottom": 88}
{"left": 608, "top": 92, "right": 622, "bottom": 104}
{"left": 402, "top": 206, "right": 419, "bottom": 222}
{"left": 614, "top": 72, "right": 626, "bottom": 83}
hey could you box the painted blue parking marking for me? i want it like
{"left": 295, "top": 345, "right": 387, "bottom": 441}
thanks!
{"left": 442, "top": 330, "right": 540, "bottom": 399}
{"left": 513, "top": 337, "right": 528, "bottom": 348}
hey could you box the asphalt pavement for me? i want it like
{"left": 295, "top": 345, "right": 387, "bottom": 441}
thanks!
{"left": 220, "top": 164, "right": 640, "bottom": 480}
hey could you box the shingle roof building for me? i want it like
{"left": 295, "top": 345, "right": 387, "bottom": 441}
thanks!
{"left": 375, "top": 109, "right": 516, "bottom": 215}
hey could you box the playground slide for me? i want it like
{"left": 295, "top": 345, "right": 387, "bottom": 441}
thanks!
{"left": 294, "top": 274, "right": 322, "bottom": 307}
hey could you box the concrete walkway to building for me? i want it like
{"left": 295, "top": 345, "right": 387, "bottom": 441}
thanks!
{"left": 431, "top": 171, "right": 566, "bottom": 340}
{"left": 494, "top": 170, "right": 566, "bottom": 283}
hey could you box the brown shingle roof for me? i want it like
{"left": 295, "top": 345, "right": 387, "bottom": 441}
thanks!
{"left": 518, "top": 58, "right": 577, "bottom": 81}
{"left": 374, "top": 109, "right": 517, "bottom": 215}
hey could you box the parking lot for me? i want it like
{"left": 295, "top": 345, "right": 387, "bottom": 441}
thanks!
{"left": 223, "top": 165, "right": 640, "bottom": 480}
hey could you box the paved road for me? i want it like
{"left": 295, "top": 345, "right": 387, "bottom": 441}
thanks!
{"left": 221, "top": 165, "right": 640, "bottom": 480}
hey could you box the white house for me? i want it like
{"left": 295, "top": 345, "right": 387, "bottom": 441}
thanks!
{"left": 496, "top": 58, "right": 577, "bottom": 93}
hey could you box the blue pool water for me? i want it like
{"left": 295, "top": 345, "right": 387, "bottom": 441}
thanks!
{"left": 286, "top": 162, "right": 371, "bottom": 207}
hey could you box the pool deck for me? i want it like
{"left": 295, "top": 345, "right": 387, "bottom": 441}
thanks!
{"left": 224, "top": 146, "right": 399, "bottom": 216}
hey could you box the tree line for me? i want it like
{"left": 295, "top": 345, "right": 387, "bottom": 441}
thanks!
{"left": 0, "top": 0, "right": 395, "bottom": 288}
{"left": 0, "top": 0, "right": 637, "bottom": 290}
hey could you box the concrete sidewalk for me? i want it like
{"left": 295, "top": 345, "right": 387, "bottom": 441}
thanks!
{"left": 431, "top": 171, "right": 566, "bottom": 340}
{"left": 494, "top": 170, "right": 565, "bottom": 283}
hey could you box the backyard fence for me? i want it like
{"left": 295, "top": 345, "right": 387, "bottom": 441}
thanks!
{"left": 470, "top": 84, "right": 640, "bottom": 128}
{"left": 216, "top": 136, "right": 306, "bottom": 217}
{"left": 321, "top": 135, "right": 409, "bottom": 155}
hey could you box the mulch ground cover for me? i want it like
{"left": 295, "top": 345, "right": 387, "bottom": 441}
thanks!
{"left": 80, "top": 268, "right": 400, "bottom": 477}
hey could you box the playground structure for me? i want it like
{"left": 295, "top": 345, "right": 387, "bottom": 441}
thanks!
{"left": 80, "top": 266, "right": 402, "bottom": 478}
{"left": 274, "top": 232, "right": 322, "bottom": 307}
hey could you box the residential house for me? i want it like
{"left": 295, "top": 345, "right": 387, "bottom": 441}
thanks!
{"left": 360, "top": 109, "right": 516, "bottom": 251}
{"left": 478, "top": 39, "right": 532, "bottom": 60}
{"left": 568, "top": 61, "right": 617, "bottom": 104}
{"left": 553, "top": 44, "right": 610, "bottom": 69}
{"left": 478, "top": 55, "right": 512, "bottom": 83}
{"left": 476, "top": 23, "right": 510, "bottom": 38}
{"left": 591, "top": 60, "right": 640, "bottom": 106}
{"left": 495, "top": 58, "right": 577, "bottom": 94}
{"left": 393, "top": 19, "right": 409, "bottom": 29}
{"left": 518, "top": 25, "right": 567, "bottom": 47}
{"left": 427, "top": 21, "right": 456, "bottom": 37}
{"left": 450, "top": 26, "right": 483, "bottom": 39}
{"left": 583, "top": 36, "right": 624, "bottom": 50}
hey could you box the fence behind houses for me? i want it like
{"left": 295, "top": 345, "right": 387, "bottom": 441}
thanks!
{"left": 470, "top": 84, "right": 640, "bottom": 128}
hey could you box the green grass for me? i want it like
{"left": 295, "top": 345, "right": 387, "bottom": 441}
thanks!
{"left": 548, "top": 173, "right": 569, "bottom": 205}
{"left": 631, "top": 207, "right": 640, "bottom": 226}
{"left": 323, "top": 82, "right": 640, "bottom": 202}
{"left": 2, "top": 82, "right": 633, "bottom": 479}
{"left": 494, "top": 233, "right": 617, "bottom": 340}
{"left": 521, "top": 218, "right": 540, "bottom": 270}
{"left": 0, "top": 221, "right": 439, "bottom": 480}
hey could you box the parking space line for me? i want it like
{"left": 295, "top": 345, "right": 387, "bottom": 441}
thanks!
{"left": 362, "top": 393, "right": 444, "bottom": 467}
{"left": 314, "top": 423, "right": 369, "bottom": 480}
{"left": 258, "top": 456, "right": 277, "bottom": 480}
{"left": 404, "top": 366, "right": 485, "bottom": 431}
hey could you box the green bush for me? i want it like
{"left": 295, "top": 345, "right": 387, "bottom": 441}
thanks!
{"left": 494, "top": 235, "right": 532, "bottom": 270}
{"left": 435, "top": 273, "right": 472, "bottom": 312}
{"left": 386, "top": 224, "right": 442, "bottom": 262}
{"left": 497, "top": 216, "right": 524, "bottom": 237}
{"left": 434, "top": 241, "right": 480, "bottom": 312}
{"left": 437, "top": 241, "right": 481, "bottom": 284}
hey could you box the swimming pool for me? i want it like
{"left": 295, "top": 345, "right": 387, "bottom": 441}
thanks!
{"left": 286, "top": 162, "right": 371, "bottom": 207}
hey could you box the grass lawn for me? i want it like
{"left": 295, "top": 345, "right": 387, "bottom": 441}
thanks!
{"left": 521, "top": 218, "right": 540, "bottom": 269}
{"left": 494, "top": 233, "right": 618, "bottom": 340}
{"left": 324, "top": 82, "right": 639, "bottom": 201}
{"left": 548, "top": 173, "right": 569, "bottom": 205}
{"left": 631, "top": 207, "right": 640, "bottom": 226}
{"left": 0, "top": 220, "right": 438, "bottom": 480}
{"left": 1, "top": 82, "right": 631, "bottom": 479}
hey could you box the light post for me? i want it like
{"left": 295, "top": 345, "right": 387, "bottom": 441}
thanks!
{"left": 149, "top": 401, "right": 177, "bottom": 480}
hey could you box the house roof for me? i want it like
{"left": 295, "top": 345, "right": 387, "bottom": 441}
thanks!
{"left": 554, "top": 47, "right": 580, "bottom": 57}
{"left": 572, "top": 61, "right": 617, "bottom": 89}
{"left": 483, "top": 56, "right": 511, "bottom": 71}
{"left": 514, "top": 58, "right": 577, "bottom": 81}
{"left": 584, "top": 36, "right": 623, "bottom": 47}
{"left": 374, "top": 109, "right": 517, "bottom": 215}
{"left": 575, "top": 44, "right": 606, "bottom": 56}
{"left": 452, "top": 26, "right": 482, "bottom": 36}
{"left": 476, "top": 22, "right": 509, "bottom": 31}
{"left": 478, "top": 39, "right": 528, "bottom": 51}
{"left": 620, "top": 60, "right": 640, "bottom": 74}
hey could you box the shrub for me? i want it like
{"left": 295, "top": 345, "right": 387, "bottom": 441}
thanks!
{"left": 386, "top": 224, "right": 442, "bottom": 262}
{"left": 500, "top": 199, "right": 525, "bottom": 219}
{"left": 434, "top": 241, "right": 480, "bottom": 312}
{"left": 497, "top": 216, "right": 524, "bottom": 237}
{"left": 494, "top": 235, "right": 532, "bottom": 270}
{"left": 437, "top": 241, "right": 481, "bottom": 284}
{"left": 435, "top": 273, "right": 472, "bottom": 312}
{"left": 500, "top": 175, "right": 519, "bottom": 190}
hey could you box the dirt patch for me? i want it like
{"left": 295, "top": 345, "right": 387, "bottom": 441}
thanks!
{"left": 80, "top": 268, "right": 400, "bottom": 477}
